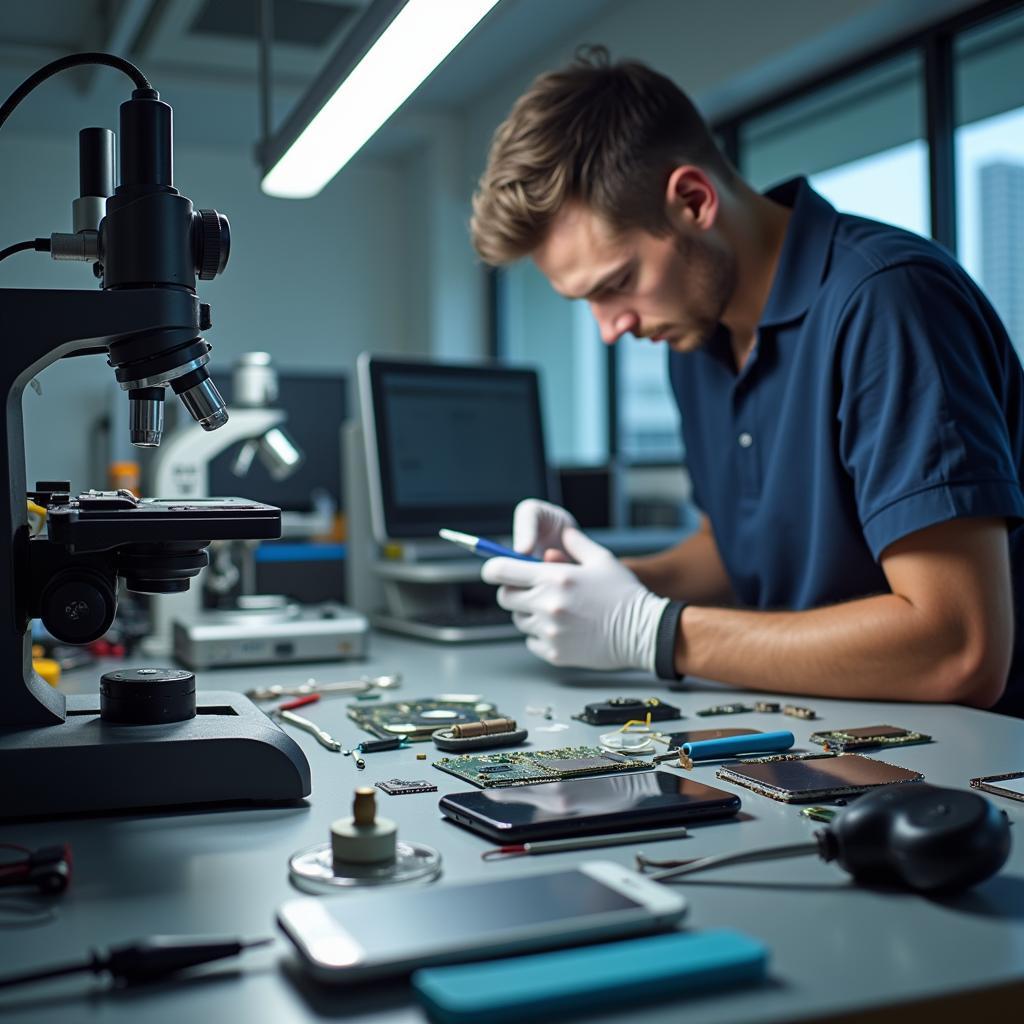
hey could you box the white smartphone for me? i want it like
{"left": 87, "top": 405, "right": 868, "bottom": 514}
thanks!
{"left": 277, "top": 860, "right": 687, "bottom": 984}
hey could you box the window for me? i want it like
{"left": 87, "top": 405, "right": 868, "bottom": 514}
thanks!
{"left": 955, "top": 8, "right": 1024, "bottom": 355}
{"left": 740, "top": 52, "right": 928, "bottom": 236}
{"left": 495, "top": 260, "right": 608, "bottom": 465}
{"left": 617, "top": 342, "right": 683, "bottom": 463}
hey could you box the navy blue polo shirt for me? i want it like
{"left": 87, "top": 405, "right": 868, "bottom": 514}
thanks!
{"left": 668, "top": 178, "right": 1024, "bottom": 715}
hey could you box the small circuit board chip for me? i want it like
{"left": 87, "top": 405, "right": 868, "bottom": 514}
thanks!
{"left": 695, "top": 703, "right": 752, "bottom": 717}
{"left": 783, "top": 705, "right": 818, "bottom": 720}
{"left": 809, "top": 725, "right": 932, "bottom": 753}
{"left": 432, "top": 745, "right": 654, "bottom": 789}
{"left": 375, "top": 778, "right": 438, "bottom": 795}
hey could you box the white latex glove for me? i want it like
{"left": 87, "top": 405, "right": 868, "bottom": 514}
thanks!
{"left": 482, "top": 526, "right": 670, "bottom": 671}
{"left": 512, "top": 498, "right": 578, "bottom": 559}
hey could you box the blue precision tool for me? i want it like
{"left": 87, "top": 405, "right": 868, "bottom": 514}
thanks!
{"left": 682, "top": 730, "right": 795, "bottom": 760}
{"left": 439, "top": 529, "right": 540, "bottom": 562}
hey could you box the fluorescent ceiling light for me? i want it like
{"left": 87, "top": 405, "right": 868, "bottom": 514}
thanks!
{"left": 262, "top": 0, "right": 500, "bottom": 198}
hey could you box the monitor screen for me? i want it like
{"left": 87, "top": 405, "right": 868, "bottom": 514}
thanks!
{"left": 359, "top": 356, "right": 549, "bottom": 542}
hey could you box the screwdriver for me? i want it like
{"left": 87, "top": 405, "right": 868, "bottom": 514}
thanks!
{"left": 0, "top": 935, "right": 271, "bottom": 990}
{"left": 246, "top": 673, "right": 401, "bottom": 701}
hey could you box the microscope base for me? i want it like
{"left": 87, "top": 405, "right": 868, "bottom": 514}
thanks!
{"left": 0, "top": 691, "right": 311, "bottom": 819}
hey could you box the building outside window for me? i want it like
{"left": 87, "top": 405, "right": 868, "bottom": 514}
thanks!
{"left": 955, "top": 8, "right": 1024, "bottom": 356}
{"left": 495, "top": 259, "right": 608, "bottom": 466}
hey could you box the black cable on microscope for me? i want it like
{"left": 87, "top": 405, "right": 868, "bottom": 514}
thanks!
{"left": 0, "top": 239, "right": 51, "bottom": 263}
{"left": 0, "top": 54, "right": 148, "bottom": 263}
{"left": 0, "top": 52, "right": 151, "bottom": 132}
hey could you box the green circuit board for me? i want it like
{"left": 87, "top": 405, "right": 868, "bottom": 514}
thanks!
{"left": 433, "top": 745, "right": 655, "bottom": 789}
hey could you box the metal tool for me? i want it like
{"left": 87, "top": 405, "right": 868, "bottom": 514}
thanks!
{"left": 482, "top": 826, "right": 690, "bottom": 860}
{"left": 276, "top": 709, "right": 342, "bottom": 751}
{"left": 274, "top": 709, "right": 366, "bottom": 767}
{"left": 247, "top": 673, "right": 402, "bottom": 701}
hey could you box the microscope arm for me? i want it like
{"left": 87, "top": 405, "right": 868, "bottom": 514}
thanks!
{"left": 151, "top": 408, "right": 285, "bottom": 501}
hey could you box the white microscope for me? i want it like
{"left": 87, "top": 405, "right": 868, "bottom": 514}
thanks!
{"left": 146, "top": 352, "right": 369, "bottom": 667}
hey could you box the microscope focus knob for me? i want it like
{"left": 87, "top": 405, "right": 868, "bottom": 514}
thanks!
{"left": 195, "top": 209, "right": 230, "bottom": 280}
{"left": 39, "top": 570, "right": 117, "bottom": 644}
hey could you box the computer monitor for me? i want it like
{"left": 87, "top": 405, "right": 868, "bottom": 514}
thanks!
{"left": 358, "top": 355, "right": 550, "bottom": 545}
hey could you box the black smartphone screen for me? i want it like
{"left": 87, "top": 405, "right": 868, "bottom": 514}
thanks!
{"left": 439, "top": 770, "right": 740, "bottom": 842}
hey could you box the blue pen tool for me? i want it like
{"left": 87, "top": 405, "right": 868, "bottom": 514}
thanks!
{"left": 678, "top": 730, "right": 795, "bottom": 768}
{"left": 439, "top": 528, "right": 540, "bottom": 562}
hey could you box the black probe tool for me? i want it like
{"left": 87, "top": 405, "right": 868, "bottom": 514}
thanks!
{"left": 0, "top": 935, "right": 271, "bottom": 991}
{"left": 646, "top": 783, "right": 1011, "bottom": 893}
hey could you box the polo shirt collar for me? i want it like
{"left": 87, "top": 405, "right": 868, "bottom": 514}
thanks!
{"left": 758, "top": 177, "right": 840, "bottom": 328}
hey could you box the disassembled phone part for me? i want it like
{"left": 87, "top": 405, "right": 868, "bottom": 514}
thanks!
{"left": 433, "top": 746, "right": 654, "bottom": 789}
{"left": 432, "top": 718, "right": 528, "bottom": 752}
{"left": 573, "top": 697, "right": 681, "bottom": 726}
{"left": 783, "top": 705, "right": 818, "bottom": 720}
{"left": 375, "top": 779, "right": 438, "bottom": 795}
{"left": 348, "top": 696, "right": 503, "bottom": 741}
{"left": 800, "top": 806, "right": 839, "bottom": 823}
{"left": 716, "top": 753, "right": 923, "bottom": 803}
{"left": 969, "top": 771, "right": 1024, "bottom": 803}
{"left": 695, "top": 703, "right": 752, "bottom": 717}
{"left": 358, "top": 736, "right": 408, "bottom": 753}
{"left": 695, "top": 701, "right": 819, "bottom": 719}
{"left": 809, "top": 724, "right": 932, "bottom": 753}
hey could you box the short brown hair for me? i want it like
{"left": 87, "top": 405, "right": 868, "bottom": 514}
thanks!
{"left": 471, "top": 46, "right": 732, "bottom": 266}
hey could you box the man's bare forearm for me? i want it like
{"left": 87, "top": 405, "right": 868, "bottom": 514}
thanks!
{"left": 623, "top": 516, "right": 734, "bottom": 604}
{"left": 675, "top": 595, "right": 1005, "bottom": 707}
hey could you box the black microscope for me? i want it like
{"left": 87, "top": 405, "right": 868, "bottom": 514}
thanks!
{"left": 0, "top": 54, "right": 310, "bottom": 817}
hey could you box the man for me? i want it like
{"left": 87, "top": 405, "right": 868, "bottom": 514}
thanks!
{"left": 470, "top": 48, "right": 1024, "bottom": 716}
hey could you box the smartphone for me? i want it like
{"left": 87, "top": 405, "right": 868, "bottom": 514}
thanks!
{"left": 717, "top": 753, "right": 923, "bottom": 802}
{"left": 970, "top": 771, "right": 1024, "bottom": 804}
{"left": 439, "top": 770, "right": 740, "bottom": 843}
{"left": 277, "top": 861, "right": 687, "bottom": 984}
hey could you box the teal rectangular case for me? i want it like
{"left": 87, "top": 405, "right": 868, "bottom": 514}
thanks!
{"left": 411, "top": 928, "right": 768, "bottom": 1024}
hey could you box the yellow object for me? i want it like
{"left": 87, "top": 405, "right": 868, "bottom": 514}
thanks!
{"left": 620, "top": 712, "right": 654, "bottom": 733}
{"left": 108, "top": 461, "right": 141, "bottom": 494}
{"left": 33, "top": 658, "right": 61, "bottom": 686}
{"left": 27, "top": 499, "right": 47, "bottom": 536}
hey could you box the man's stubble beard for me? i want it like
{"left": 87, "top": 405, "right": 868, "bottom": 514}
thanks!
{"left": 673, "top": 229, "right": 737, "bottom": 350}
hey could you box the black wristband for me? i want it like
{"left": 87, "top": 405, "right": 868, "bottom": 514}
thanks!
{"left": 654, "top": 600, "right": 687, "bottom": 681}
